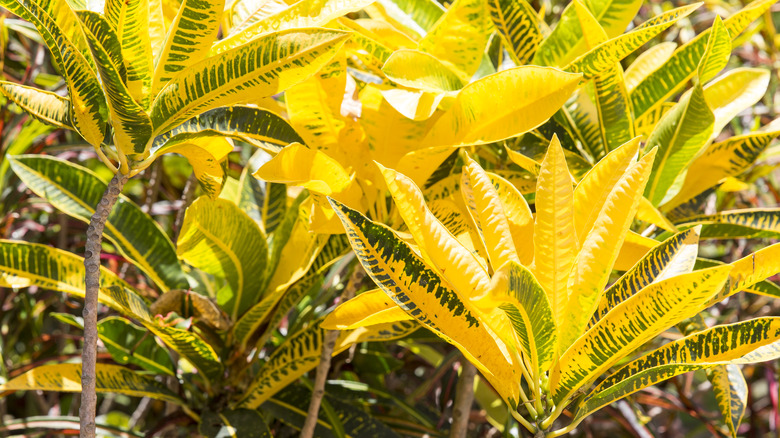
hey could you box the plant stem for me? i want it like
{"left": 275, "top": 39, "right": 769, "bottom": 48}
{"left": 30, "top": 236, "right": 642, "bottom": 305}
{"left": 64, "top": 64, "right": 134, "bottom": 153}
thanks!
{"left": 450, "top": 360, "right": 477, "bottom": 438}
{"left": 299, "top": 267, "right": 364, "bottom": 438}
{"left": 80, "top": 171, "right": 128, "bottom": 438}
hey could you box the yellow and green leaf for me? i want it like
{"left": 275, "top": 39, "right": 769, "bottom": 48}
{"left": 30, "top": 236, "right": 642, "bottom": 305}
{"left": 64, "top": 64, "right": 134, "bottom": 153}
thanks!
{"left": 0, "top": 240, "right": 137, "bottom": 312}
{"left": 708, "top": 364, "right": 747, "bottom": 438}
{"left": 417, "top": 0, "right": 491, "bottom": 83}
{"left": 380, "top": 163, "right": 491, "bottom": 299}
{"left": 630, "top": 0, "right": 773, "bottom": 120}
{"left": 492, "top": 261, "right": 556, "bottom": 376}
{"left": 104, "top": 0, "right": 154, "bottom": 108}
{"left": 151, "top": 28, "right": 349, "bottom": 134}
{"left": 533, "top": 0, "right": 642, "bottom": 67}
{"left": 575, "top": 317, "right": 780, "bottom": 422}
{"left": 328, "top": 198, "right": 522, "bottom": 408}
{"left": 8, "top": 155, "right": 188, "bottom": 290}
{"left": 0, "top": 363, "right": 182, "bottom": 404}
{"left": 213, "top": 0, "right": 374, "bottom": 54}
{"left": 0, "top": 0, "right": 107, "bottom": 147}
{"left": 486, "top": 0, "right": 542, "bottom": 65}
{"left": 675, "top": 209, "right": 780, "bottom": 240}
{"left": 77, "top": 11, "right": 153, "bottom": 156}
{"left": 152, "top": 0, "right": 223, "bottom": 94}
{"left": 643, "top": 79, "right": 714, "bottom": 206}
{"left": 595, "top": 227, "right": 700, "bottom": 321}
{"left": 0, "top": 82, "right": 73, "bottom": 130}
{"left": 177, "top": 197, "right": 268, "bottom": 321}
{"left": 103, "top": 285, "right": 224, "bottom": 380}
{"left": 551, "top": 265, "right": 731, "bottom": 404}
{"left": 237, "top": 324, "right": 324, "bottom": 409}
{"left": 565, "top": 3, "right": 700, "bottom": 80}
{"left": 663, "top": 119, "right": 780, "bottom": 211}
{"left": 151, "top": 106, "right": 304, "bottom": 156}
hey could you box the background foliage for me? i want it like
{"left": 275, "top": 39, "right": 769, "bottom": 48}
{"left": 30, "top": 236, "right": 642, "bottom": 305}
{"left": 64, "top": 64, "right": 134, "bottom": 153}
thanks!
{"left": 2, "top": 0, "right": 780, "bottom": 437}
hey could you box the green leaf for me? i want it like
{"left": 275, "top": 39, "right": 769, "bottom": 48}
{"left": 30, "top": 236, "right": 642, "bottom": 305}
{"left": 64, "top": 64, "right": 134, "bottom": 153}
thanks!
{"left": 663, "top": 118, "right": 780, "bottom": 211}
{"left": 494, "top": 261, "right": 556, "bottom": 376}
{"left": 150, "top": 28, "right": 350, "bottom": 135}
{"left": 565, "top": 3, "right": 700, "bottom": 80}
{"left": 103, "top": 285, "right": 224, "bottom": 380}
{"left": 0, "top": 363, "right": 182, "bottom": 404}
{"left": 630, "top": 0, "right": 774, "bottom": 120}
{"left": 533, "top": 0, "right": 642, "bottom": 67}
{"left": 643, "top": 79, "right": 714, "bottom": 206}
{"left": 98, "top": 316, "right": 176, "bottom": 376}
{"left": 575, "top": 317, "right": 780, "bottom": 422}
{"left": 151, "top": 106, "right": 304, "bottom": 156}
{"left": 0, "top": 0, "right": 107, "bottom": 146}
{"left": 236, "top": 324, "right": 324, "bottom": 409}
{"left": 177, "top": 197, "right": 268, "bottom": 321}
{"left": 152, "top": 0, "right": 224, "bottom": 94}
{"left": 77, "top": 11, "right": 153, "bottom": 156}
{"left": 708, "top": 364, "right": 747, "bottom": 438}
{"left": 8, "top": 155, "right": 187, "bottom": 290}
{"left": 0, "top": 82, "right": 73, "bottom": 130}
{"left": 0, "top": 240, "right": 138, "bottom": 312}
{"left": 675, "top": 209, "right": 780, "bottom": 239}
{"left": 262, "top": 385, "right": 401, "bottom": 438}
{"left": 486, "top": 0, "right": 541, "bottom": 64}
{"left": 200, "top": 409, "right": 271, "bottom": 438}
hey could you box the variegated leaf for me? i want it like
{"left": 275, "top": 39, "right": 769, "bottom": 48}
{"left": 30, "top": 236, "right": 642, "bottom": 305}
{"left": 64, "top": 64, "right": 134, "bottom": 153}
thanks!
{"left": 0, "top": 363, "right": 182, "bottom": 404}
{"left": 551, "top": 265, "right": 731, "bottom": 404}
{"left": 328, "top": 198, "right": 523, "bottom": 408}
{"left": 575, "top": 317, "right": 780, "bottom": 422}
{"left": 8, "top": 155, "right": 187, "bottom": 290}
{"left": 152, "top": 0, "right": 223, "bottom": 94}
{"left": 151, "top": 29, "right": 349, "bottom": 134}
{"left": 0, "top": 82, "right": 73, "bottom": 130}
{"left": 177, "top": 197, "right": 268, "bottom": 321}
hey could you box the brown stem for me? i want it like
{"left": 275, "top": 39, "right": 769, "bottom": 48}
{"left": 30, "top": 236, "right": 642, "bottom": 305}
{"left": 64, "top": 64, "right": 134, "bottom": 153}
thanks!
{"left": 299, "top": 267, "right": 364, "bottom": 438}
{"left": 450, "top": 360, "right": 477, "bottom": 438}
{"left": 80, "top": 171, "right": 128, "bottom": 438}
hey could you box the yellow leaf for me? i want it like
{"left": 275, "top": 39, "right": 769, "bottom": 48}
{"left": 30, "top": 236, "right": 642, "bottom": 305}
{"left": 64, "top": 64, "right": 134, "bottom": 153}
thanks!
{"left": 322, "top": 289, "right": 413, "bottom": 329}
{"left": 559, "top": 150, "right": 656, "bottom": 350}
{"left": 423, "top": 66, "right": 582, "bottom": 147}
{"left": 461, "top": 154, "right": 520, "bottom": 272}
{"left": 532, "top": 135, "right": 576, "bottom": 327}
{"left": 379, "top": 163, "right": 491, "bottom": 300}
